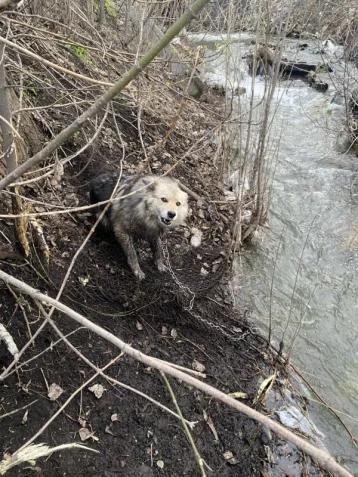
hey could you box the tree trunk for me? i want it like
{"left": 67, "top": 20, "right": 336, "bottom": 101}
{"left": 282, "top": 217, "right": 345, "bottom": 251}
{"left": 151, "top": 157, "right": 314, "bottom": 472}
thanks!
{"left": 0, "top": 44, "right": 29, "bottom": 257}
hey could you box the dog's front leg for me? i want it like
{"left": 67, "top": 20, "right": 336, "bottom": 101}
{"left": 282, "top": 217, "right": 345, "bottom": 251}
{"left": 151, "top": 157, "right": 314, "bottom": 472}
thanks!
{"left": 149, "top": 236, "right": 166, "bottom": 272}
{"left": 113, "top": 225, "right": 145, "bottom": 280}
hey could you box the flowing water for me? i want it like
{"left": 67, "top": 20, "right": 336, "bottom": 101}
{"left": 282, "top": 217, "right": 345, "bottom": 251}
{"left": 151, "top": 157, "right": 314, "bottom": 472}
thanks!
{"left": 188, "top": 33, "right": 358, "bottom": 471}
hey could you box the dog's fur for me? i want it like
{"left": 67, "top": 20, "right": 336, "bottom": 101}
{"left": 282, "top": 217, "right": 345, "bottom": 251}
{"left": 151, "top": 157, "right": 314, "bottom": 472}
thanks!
{"left": 90, "top": 172, "right": 189, "bottom": 280}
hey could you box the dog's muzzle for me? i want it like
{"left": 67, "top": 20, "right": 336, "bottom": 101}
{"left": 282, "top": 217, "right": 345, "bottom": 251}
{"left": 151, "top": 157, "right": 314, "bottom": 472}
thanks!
{"left": 160, "top": 211, "right": 176, "bottom": 227}
{"left": 161, "top": 217, "right": 173, "bottom": 226}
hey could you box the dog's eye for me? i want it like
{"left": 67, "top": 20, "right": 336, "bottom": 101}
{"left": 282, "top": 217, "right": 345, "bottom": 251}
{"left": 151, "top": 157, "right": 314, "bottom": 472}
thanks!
{"left": 176, "top": 201, "right": 181, "bottom": 206}
{"left": 161, "top": 197, "right": 168, "bottom": 203}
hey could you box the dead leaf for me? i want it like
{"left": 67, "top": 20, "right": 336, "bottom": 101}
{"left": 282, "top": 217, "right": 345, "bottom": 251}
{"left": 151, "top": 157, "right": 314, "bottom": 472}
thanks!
{"left": 192, "top": 360, "right": 205, "bottom": 373}
{"left": 88, "top": 384, "right": 105, "bottom": 399}
{"left": 223, "top": 450, "right": 239, "bottom": 465}
{"left": 157, "top": 460, "right": 164, "bottom": 469}
{"left": 264, "top": 445, "right": 276, "bottom": 464}
{"left": 105, "top": 425, "right": 114, "bottom": 435}
{"left": 78, "top": 276, "right": 90, "bottom": 286}
{"left": 48, "top": 383, "right": 64, "bottom": 401}
{"left": 203, "top": 410, "right": 218, "bottom": 441}
{"left": 78, "top": 417, "right": 86, "bottom": 427}
{"left": 22, "top": 410, "right": 28, "bottom": 424}
{"left": 253, "top": 372, "right": 276, "bottom": 405}
{"left": 190, "top": 228, "right": 203, "bottom": 247}
{"left": 223, "top": 450, "right": 234, "bottom": 460}
{"left": 79, "top": 427, "right": 92, "bottom": 441}
{"left": 228, "top": 392, "right": 248, "bottom": 400}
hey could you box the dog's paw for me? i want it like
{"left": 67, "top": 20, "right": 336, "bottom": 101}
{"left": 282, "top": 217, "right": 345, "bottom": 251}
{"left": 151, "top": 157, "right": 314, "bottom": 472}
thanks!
{"left": 156, "top": 260, "right": 167, "bottom": 272}
{"left": 134, "top": 268, "right": 146, "bottom": 280}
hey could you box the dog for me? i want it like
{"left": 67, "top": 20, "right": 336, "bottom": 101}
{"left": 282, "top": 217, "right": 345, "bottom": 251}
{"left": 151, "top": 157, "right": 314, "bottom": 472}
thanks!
{"left": 90, "top": 172, "right": 189, "bottom": 280}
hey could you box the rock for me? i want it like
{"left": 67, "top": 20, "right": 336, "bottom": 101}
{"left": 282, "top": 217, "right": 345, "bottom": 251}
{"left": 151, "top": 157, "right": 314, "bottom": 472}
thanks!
{"left": 330, "top": 91, "right": 345, "bottom": 106}
{"left": 190, "top": 227, "right": 203, "bottom": 247}
{"left": 320, "top": 39, "right": 337, "bottom": 55}
{"left": 311, "top": 82, "right": 329, "bottom": 93}
{"left": 276, "top": 405, "right": 319, "bottom": 438}
{"left": 280, "top": 61, "right": 318, "bottom": 77}
{"left": 247, "top": 43, "right": 275, "bottom": 76}
{"left": 316, "top": 63, "right": 333, "bottom": 73}
{"left": 187, "top": 76, "right": 205, "bottom": 99}
{"left": 212, "top": 84, "right": 226, "bottom": 96}
{"left": 236, "top": 86, "right": 246, "bottom": 96}
{"left": 307, "top": 70, "right": 316, "bottom": 85}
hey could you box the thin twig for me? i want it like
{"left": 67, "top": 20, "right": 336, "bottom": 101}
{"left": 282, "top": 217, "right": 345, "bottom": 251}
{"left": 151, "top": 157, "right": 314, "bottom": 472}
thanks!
{"left": 0, "top": 399, "right": 38, "bottom": 420}
{"left": 161, "top": 372, "right": 209, "bottom": 476}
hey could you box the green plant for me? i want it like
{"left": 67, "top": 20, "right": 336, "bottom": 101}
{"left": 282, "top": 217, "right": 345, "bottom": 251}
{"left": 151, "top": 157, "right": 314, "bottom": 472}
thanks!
{"left": 65, "top": 43, "right": 89, "bottom": 63}
{"left": 23, "top": 86, "right": 38, "bottom": 100}
{"left": 105, "top": 0, "right": 117, "bottom": 18}
{"left": 72, "top": 131, "right": 82, "bottom": 146}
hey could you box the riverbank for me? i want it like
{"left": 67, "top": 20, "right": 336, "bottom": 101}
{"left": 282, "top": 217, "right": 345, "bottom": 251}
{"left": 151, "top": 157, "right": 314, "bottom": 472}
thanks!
{"left": 0, "top": 8, "right": 354, "bottom": 477}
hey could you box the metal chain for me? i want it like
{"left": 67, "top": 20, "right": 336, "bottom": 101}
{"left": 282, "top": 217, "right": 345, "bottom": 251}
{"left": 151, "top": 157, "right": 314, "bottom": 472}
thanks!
{"left": 161, "top": 239, "right": 249, "bottom": 342}
{"left": 188, "top": 308, "right": 250, "bottom": 342}
{"left": 161, "top": 238, "right": 195, "bottom": 311}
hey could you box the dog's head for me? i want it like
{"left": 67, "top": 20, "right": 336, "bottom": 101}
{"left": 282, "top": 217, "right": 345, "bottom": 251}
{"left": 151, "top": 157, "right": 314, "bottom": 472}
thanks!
{"left": 143, "top": 176, "right": 189, "bottom": 229}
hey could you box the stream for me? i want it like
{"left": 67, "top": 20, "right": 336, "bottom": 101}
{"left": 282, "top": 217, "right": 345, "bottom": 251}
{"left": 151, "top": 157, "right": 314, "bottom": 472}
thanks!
{"left": 188, "top": 32, "right": 358, "bottom": 472}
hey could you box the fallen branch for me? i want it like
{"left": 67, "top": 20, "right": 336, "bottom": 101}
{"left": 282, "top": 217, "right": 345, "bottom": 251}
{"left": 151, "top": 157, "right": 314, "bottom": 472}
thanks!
{"left": 0, "top": 442, "right": 98, "bottom": 475}
{"left": 0, "top": 323, "right": 19, "bottom": 360}
{"left": 0, "top": 269, "right": 353, "bottom": 477}
{"left": 30, "top": 219, "right": 50, "bottom": 266}
{"left": 162, "top": 372, "right": 210, "bottom": 476}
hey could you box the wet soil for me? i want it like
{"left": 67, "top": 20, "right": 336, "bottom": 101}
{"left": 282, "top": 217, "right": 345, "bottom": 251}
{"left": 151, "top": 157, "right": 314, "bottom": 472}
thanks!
{"left": 0, "top": 223, "right": 269, "bottom": 476}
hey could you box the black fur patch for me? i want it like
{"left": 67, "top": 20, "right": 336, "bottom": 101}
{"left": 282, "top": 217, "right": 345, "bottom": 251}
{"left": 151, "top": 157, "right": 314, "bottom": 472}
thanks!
{"left": 90, "top": 172, "right": 125, "bottom": 204}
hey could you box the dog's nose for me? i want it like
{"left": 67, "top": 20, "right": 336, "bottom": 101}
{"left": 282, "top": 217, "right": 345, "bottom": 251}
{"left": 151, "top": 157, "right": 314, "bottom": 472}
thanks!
{"left": 167, "top": 211, "right": 176, "bottom": 220}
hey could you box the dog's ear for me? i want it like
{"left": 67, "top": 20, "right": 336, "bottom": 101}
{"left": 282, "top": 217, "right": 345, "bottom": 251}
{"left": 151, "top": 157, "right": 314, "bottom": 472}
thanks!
{"left": 177, "top": 182, "right": 189, "bottom": 199}
{"left": 142, "top": 178, "right": 156, "bottom": 191}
